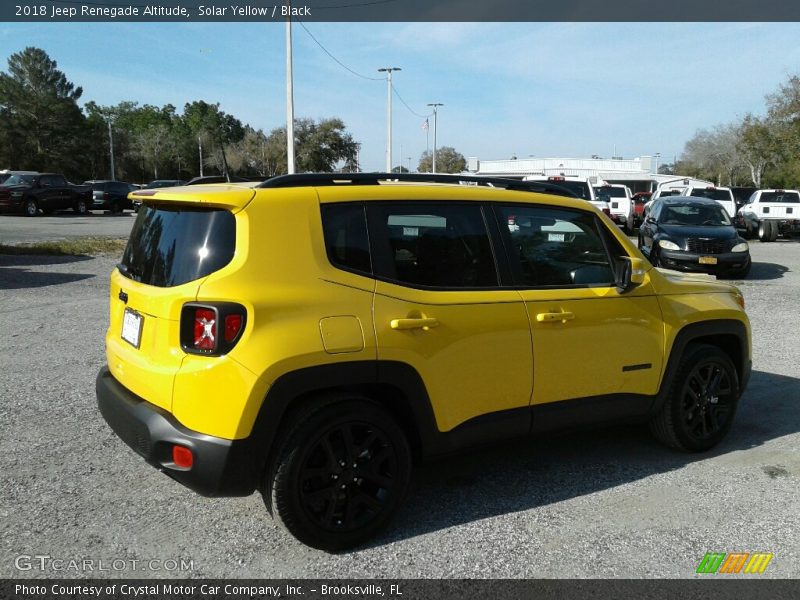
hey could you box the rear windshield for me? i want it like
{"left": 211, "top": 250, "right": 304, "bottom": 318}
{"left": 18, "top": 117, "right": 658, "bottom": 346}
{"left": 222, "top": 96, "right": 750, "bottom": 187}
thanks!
{"left": 689, "top": 188, "right": 733, "bottom": 201}
{"left": 759, "top": 191, "right": 800, "bottom": 203}
{"left": 552, "top": 181, "right": 591, "bottom": 200}
{"left": 120, "top": 205, "right": 235, "bottom": 287}
{"left": 595, "top": 186, "right": 627, "bottom": 198}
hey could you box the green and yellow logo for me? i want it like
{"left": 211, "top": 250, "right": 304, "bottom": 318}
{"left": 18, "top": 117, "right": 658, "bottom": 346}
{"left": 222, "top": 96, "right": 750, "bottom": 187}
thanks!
{"left": 696, "top": 552, "right": 773, "bottom": 574}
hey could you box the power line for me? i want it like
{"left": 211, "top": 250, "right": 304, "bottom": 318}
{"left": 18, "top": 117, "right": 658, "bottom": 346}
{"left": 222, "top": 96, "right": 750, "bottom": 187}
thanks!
{"left": 296, "top": 19, "right": 383, "bottom": 81}
{"left": 392, "top": 84, "right": 433, "bottom": 119}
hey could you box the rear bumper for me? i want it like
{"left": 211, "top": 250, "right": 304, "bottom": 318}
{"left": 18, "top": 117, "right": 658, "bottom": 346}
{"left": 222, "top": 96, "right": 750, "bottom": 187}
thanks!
{"left": 96, "top": 367, "right": 258, "bottom": 497}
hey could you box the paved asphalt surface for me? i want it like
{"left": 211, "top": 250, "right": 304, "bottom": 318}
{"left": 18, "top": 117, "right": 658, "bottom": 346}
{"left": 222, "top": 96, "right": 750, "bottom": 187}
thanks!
{"left": 0, "top": 215, "right": 799, "bottom": 580}
{"left": 0, "top": 211, "right": 136, "bottom": 244}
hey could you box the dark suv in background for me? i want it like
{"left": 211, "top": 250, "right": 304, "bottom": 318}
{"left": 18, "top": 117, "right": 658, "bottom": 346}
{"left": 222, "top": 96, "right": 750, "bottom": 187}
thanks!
{"left": 83, "top": 180, "right": 137, "bottom": 213}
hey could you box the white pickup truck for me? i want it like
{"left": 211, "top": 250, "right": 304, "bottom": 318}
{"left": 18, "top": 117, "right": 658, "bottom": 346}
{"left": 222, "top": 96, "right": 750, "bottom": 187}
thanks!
{"left": 737, "top": 189, "right": 800, "bottom": 242}
{"left": 524, "top": 175, "right": 610, "bottom": 215}
{"left": 647, "top": 180, "right": 736, "bottom": 219}
{"left": 594, "top": 183, "right": 634, "bottom": 234}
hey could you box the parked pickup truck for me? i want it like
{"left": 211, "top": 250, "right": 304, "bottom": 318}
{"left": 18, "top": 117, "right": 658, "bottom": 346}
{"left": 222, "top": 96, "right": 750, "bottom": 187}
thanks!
{"left": 0, "top": 173, "right": 92, "bottom": 216}
{"left": 737, "top": 189, "right": 800, "bottom": 242}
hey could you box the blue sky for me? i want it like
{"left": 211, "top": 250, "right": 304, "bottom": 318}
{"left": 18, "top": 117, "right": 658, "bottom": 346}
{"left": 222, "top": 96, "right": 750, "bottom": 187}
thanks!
{"left": 1, "top": 22, "right": 800, "bottom": 172}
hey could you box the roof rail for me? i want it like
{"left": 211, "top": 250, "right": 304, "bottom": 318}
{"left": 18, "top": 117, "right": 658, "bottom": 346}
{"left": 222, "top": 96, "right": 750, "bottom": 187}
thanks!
{"left": 257, "top": 172, "right": 578, "bottom": 198}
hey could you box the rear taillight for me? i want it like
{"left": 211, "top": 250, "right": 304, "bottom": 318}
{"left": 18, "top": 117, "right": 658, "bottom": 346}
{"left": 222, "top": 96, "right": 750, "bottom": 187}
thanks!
{"left": 193, "top": 308, "right": 216, "bottom": 351}
{"left": 180, "top": 302, "right": 246, "bottom": 355}
{"left": 104, "top": 192, "right": 110, "bottom": 200}
{"left": 603, "top": 207, "right": 611, "bottom": 216}
{"left": 172, "top": 445, "right": 193, "bottom": 469}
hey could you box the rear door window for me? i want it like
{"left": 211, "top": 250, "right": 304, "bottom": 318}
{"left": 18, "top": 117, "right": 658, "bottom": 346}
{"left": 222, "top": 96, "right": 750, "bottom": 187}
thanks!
{"left": 367, "top": 203, "right": 498, "bottom": 289}
{"left": 120, "top": 205, "right": 235, "bottom": 287}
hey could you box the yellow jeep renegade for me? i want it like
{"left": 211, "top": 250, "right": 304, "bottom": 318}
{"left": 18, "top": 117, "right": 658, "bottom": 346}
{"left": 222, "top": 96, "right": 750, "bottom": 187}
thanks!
{"left": 97, "top": 173, "right": 751, "bottom": 551}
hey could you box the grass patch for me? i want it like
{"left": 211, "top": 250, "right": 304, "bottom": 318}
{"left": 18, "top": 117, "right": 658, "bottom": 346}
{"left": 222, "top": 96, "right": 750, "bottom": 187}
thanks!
{"left": 0, "top": 236, "right": 128, "bottom": 256}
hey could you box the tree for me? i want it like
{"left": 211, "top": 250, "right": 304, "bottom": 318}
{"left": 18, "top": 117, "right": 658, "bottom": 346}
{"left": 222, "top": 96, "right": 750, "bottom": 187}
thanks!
{"left": 418, "top": 147, "right": 466, "bottom": 173}
{"left": 737, "top": 115, "right": 779, "bottom": 188}
{"left": 0, "top": 47, "right": 87, "bottom": 175}
{"left": 262, "top": 117, "right": 358, "bottom": 175}
{"left": 681, "top": 124, "right": 743, "bottom": 186}
{"left": 182, "top": 101, "right": 244, "bottom": 177}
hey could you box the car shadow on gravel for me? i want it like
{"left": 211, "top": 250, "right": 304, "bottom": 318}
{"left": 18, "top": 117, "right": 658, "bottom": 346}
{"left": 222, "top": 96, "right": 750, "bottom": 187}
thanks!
{"left": 746, "top": 262, "right": 790, "bottom": 281}
{"left": 0, "top": 254, "right": 96, "bottom": 289}
{"left": 374, "top": 369, "right": 800, "bottom": 548}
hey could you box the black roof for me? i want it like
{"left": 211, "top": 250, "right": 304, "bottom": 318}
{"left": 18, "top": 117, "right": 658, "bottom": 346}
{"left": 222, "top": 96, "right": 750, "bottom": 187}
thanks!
{"left": 258, "top": 172, "right": 579, "bottom": 198}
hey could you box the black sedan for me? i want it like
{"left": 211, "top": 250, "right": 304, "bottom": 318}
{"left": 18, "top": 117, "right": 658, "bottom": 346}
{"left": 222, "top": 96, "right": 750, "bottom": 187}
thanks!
{"left": 638, "top": 196, "right": 751, "bottom": 278}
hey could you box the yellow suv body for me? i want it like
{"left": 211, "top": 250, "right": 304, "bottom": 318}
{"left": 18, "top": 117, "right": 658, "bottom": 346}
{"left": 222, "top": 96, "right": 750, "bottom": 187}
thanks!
{"left": 97, "top": 173, "right": 751, "bottom": 551}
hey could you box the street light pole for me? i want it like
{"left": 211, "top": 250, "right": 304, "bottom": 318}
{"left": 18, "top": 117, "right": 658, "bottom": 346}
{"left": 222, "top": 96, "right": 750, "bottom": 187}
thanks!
{"left": 655, "top": 152, "right": 661, "bottom": 175}
{"left": 198, "top": 136, "right": 204, "bottom": 177}
{"left": 286, "top": 14, "right": 296, "bottom": 174}
{"left": 427, "top": 103, "right": 443, "bottom": 173}
{"left": 378, "top": 67, "right": 401, "bottom": 173}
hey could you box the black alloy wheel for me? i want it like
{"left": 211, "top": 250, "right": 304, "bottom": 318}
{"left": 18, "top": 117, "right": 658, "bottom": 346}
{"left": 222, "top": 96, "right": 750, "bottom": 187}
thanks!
{"left": 650, "top": 343, "right": 740, "bottom": 452}
{"left": 678, "top": 360, "right": 734, "bottom": 444}
{"left": 268, "top": 397, "right": 411, "bottom": 551}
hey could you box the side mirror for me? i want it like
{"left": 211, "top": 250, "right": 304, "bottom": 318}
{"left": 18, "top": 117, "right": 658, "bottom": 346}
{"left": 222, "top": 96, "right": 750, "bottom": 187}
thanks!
{"left": 645, "top": 216, "right": 656, "bottom": 224}
{"left": 616, "top": 256, "right": 646, "bottom": 293}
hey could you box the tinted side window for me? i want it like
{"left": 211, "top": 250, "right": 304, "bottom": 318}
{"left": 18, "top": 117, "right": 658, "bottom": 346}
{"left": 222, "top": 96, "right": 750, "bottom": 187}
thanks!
{"left": 499, "top": 205, "right": 614, "bottom": 287}
{"left": 321, "top": 203, "right": 371, "bottom": 275}
{"left": 368, "top": 203, "right": 498, "bottom": 289}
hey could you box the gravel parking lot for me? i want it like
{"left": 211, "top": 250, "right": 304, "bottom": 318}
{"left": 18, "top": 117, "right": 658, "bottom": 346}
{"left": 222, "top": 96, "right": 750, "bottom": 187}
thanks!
{"left": 1, "top": 232, "right": 799, "bottom": 579}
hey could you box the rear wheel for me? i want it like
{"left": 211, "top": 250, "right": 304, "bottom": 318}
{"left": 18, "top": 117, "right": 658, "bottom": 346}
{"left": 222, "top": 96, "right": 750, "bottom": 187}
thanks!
{"left": 768, "top": 220, "right": 779, "bottom": 242}
{"left": 74, "top": 198, "right": 89, "bottom": 215}
{"left": 111, "top": 201, "right": 123, "bottom": 215}
{"left": 758, "top": 220, "right": 772, "bottom": 242}
{"left": 267, "top": 396, "right": 412, "bottom": 551}
{"left": 650, "top": 344, "right": 740, "bottom": 452}
{"left": 23, "top": 198, "right": 38, "bottom": 217}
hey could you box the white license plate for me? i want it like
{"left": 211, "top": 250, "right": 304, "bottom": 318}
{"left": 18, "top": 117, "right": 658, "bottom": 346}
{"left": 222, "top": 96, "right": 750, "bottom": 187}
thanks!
{"left": 121, "top": 308, "right": 143, "bottom": 348}
{"left": 548, "top": 233, "right": 565, "bottom": 242}
{"left": 698, "top": 256, "right": 718, "bottom": 265}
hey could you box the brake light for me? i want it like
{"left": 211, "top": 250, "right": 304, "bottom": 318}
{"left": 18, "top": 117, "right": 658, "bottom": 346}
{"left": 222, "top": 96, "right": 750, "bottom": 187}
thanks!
{"left": 180, "top": 302, "right": 246, "bottom": 355}
{"left": 548, "top": 176, "right": 565, "bottom": 181}
{"left": 706, "top": 187, "right": 716, "bottom": 190}
{"left": 193, "top": 308, "right": 217, "bottom": 351}
{"left": 104, "top": 192, "right": 110, "bottom": 200}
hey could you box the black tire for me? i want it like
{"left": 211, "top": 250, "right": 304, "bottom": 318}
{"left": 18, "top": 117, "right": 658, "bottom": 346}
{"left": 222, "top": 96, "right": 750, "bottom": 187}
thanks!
{"left": 757, "top": 220, "right": 771, "bottom": 242}
{"left": 111, "top": 201, "right": 123, "bottom": 215}
{"left": 624, "top": 219, "right": 634, "bottom": 235}
{"left": 650, "top": 343, "right": 740, "bottom": 452}
{"left": 74, "top": 198, "right": 89, "bottom": 215}
{"left": 23, "top": 198, "right": 38, "bottom": 217}
{"left": 768, "top": 220, "right": 779, "bottom": 242}
{"left": 267, "top": 396, "right": 412, "bottom": 551}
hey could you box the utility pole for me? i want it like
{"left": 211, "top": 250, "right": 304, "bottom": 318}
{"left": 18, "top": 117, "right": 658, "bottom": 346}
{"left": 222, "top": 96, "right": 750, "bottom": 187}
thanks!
{"left": 427, "top": 103, "right": 443, "bottom": 173}
{"left": 378, "top": 67, "right": 401, "bottom": 173}
{"left": 107, "top": 118, "right": 115, "bottom": 180}
{"left": 286, "top": 13, "right": 296, "bottom": 174}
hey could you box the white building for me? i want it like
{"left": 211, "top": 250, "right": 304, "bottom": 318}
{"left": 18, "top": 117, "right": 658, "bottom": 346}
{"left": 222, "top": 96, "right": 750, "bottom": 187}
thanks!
{"left": 465, "top": 155, "right": 674, "bottom": 193}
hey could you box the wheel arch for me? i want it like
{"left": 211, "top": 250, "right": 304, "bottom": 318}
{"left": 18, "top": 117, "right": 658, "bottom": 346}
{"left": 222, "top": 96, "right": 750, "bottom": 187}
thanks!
{"left": 249, "top": 360, "right": 438, "bottom": 490}
{"left": 653, "top": 319, "right": 750, "bottom": 415}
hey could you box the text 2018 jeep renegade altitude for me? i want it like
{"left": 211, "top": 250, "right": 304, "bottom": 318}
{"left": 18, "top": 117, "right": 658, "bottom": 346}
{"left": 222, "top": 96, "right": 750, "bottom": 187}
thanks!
{"left": 97, "top": 173, "right": 751, "bottom": 551}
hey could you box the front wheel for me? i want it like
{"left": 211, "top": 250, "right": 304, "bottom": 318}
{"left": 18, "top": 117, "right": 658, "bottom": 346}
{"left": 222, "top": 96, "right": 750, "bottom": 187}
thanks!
{"left": 650, "top": 344, "right": 740, "bottom": 452}
{"left": 267, "top": 397, "right": 412, "bottom": 551}
{"left": 23, "top": 198, "right": 38, "bottom": 217}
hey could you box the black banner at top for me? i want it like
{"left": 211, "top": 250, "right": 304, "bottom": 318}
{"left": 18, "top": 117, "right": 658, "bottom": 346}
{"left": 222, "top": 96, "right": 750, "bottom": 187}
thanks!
{"left": 3, "top": 0, "right": 800, "bottom": 22}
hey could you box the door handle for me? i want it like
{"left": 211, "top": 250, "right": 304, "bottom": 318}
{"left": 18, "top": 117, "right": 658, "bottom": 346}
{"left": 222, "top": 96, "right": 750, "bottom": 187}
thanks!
{"left": 536, "top": 311, "right": 575, "bottom": 323}
{"left": 390, "top": 317, "right": 439, "bottom": 330}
